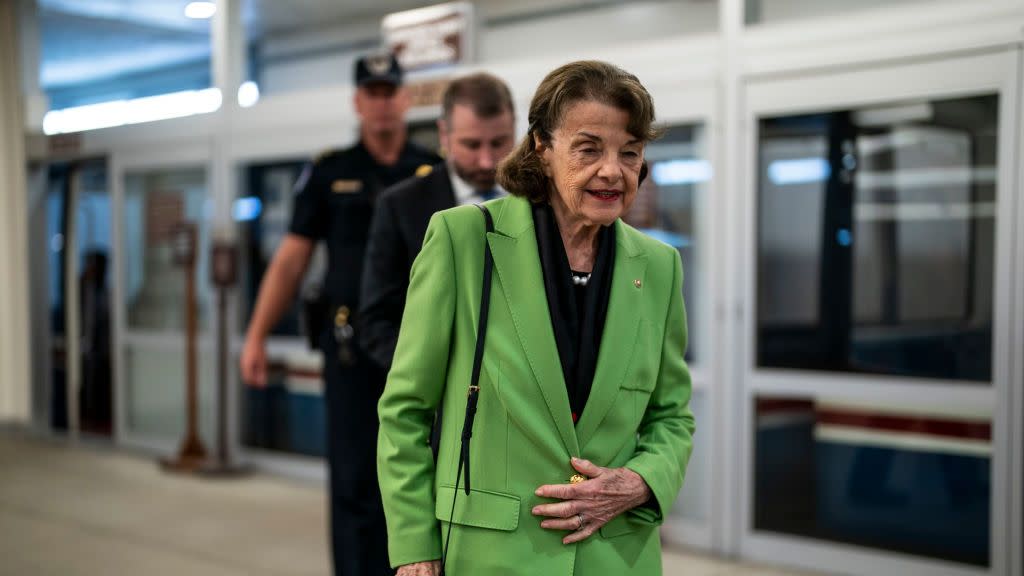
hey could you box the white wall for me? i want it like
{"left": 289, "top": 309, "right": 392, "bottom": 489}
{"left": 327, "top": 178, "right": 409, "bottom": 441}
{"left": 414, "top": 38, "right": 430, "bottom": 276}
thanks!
{"left": 257, "top": 1, "right": 718, "bottom": 96}
{"left": 750, "top": 0, "right": 967, "bottom": 24}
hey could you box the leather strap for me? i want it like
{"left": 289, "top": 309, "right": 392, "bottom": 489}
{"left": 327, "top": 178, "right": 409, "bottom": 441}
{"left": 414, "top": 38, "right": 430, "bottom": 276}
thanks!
{"left": 442, "top": 204, "right": 494, "bottom": 574}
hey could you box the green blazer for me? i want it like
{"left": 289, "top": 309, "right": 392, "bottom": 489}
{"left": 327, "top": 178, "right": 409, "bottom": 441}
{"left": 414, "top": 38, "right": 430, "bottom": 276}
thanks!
{"left": 378, "top": 195, "right": 695, "bottom": 574}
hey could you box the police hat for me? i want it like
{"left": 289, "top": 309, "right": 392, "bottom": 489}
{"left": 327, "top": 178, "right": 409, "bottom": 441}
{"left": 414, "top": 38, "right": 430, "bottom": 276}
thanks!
{"left": 354, "top": 52, "right": 403, "bottom": 87}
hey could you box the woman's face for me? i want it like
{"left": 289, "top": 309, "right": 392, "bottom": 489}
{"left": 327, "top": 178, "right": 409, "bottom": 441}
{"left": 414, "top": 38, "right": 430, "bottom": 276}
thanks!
{"left": 537, "top": 100, "right": 645, "bottom": 229}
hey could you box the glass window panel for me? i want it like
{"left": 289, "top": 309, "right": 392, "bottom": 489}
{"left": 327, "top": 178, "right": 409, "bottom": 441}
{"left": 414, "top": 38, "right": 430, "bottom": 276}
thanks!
{"left": 624, "top": 124, "right": 708, "bottom": 363}
{"left": 756, "top": 94, "right": 997, "bottom": 381}
{"left": 745, "top": 0, "right": 968, "bottom": 26}
{"left": 125, "top": 345, "right": 216, "bottom": 444}
{"left": 124, "top": 167, "right": 210, "bottom": 332}
{"left": 753, "top": 395, "right": 991, "bottom": 566}
{"left": 237, "top": 160, "right": 319, "bottom": 338}
{"left": 672, "top": 389, "right": 708, "bottom": 521}
{"left": 237, "top": 159, "right": 327, "bottom": 457}
{"left": 241, "top": 365, "right": 325, "bottom": 457}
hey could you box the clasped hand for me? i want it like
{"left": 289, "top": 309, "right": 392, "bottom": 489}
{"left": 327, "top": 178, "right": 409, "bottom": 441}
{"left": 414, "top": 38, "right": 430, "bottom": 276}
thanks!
{"left": 396, "top": 458, "right": 650, "bottom": 574}
{"left": 532, "top": 457, "right": 651, "bottom": 544}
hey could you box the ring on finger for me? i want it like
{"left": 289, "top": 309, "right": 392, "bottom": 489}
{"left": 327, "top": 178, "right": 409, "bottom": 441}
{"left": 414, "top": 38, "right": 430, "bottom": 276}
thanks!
{"left": 575, "top": 513, "right": 584, "bottom": 530}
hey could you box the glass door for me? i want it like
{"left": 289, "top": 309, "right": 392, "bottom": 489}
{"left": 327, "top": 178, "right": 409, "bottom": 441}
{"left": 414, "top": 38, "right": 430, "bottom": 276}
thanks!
{"left": 112, "top": 147, "right": 216, "bottom": 451}
{"left": 27, "top": 160, "right": 114, "bottom": 437}
{"left": 235, "top": 158, "right": 328, "bottom": 459}
{"left": 738, "top": 48, "right": 1019, "bottom": 575}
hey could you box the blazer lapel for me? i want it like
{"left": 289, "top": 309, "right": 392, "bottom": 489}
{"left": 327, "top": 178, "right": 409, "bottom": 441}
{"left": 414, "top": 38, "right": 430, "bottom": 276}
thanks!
{"left": 575, "top": 223, "right": 648, "bottom": 449}
{"left": 486, "top": 198, "right": 580, "bottom": 457}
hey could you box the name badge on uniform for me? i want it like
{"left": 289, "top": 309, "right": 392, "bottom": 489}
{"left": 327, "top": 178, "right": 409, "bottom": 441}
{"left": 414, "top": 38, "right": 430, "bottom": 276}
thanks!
{"left": 332, "top": 179, "right": 363, "bottom": 194}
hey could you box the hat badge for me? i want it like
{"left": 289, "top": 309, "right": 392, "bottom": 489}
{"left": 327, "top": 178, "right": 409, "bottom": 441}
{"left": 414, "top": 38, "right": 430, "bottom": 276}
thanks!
{"left": 366, "top": 54, "right": 391, "bottom": 76}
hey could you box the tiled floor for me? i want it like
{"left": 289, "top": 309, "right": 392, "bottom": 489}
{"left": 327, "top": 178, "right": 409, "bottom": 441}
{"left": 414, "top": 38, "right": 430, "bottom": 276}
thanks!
{"left": 0, "top": 431, "right": 820, "bottom": 575}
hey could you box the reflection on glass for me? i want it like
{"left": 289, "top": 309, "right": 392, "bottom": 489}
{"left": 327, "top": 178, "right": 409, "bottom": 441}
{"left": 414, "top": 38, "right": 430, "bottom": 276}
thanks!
{"left": 242, "top": 366, "right": 325, "bottom": 457}
{"left": 745, "top": 0, "right": 959, "bottom": 25}
{"left": 124, "top": 168, "right": 210, "bottom": 331}
{"left": 625, "top": 124, "right": 707, "bottom": 362}
{"left": 238, "top": 160, "right": 328, "bottom": 458}
{"left": 757, "top": 95, "right": 997, "bottom": 381}
{"left": 753, "top": 396, "right": 990, "bottom": 566}
{"left": 238, "top": 160, "right": 315, "bottom": 337}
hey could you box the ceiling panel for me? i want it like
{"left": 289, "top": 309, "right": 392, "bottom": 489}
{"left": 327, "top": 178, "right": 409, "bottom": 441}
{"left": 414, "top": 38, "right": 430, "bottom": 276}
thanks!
{"left": 37, "top": 0, "right": 703, "bottom": 94}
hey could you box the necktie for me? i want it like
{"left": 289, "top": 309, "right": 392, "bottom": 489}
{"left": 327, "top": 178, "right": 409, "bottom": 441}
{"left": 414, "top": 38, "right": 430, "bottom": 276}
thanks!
{"left": 478, "top": 188, "right": 499, "bottom": 201}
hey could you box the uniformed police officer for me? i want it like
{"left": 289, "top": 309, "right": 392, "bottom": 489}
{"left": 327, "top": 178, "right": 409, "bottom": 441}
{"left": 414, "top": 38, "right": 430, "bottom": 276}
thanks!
{"left": 240, "top": 52, "right": 440, "bottom": 576}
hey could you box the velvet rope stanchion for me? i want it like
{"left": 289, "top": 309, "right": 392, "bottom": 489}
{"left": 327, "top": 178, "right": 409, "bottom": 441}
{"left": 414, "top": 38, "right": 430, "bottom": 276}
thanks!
{"left": 161, "top": 222, "right": 209, "bottom": 472}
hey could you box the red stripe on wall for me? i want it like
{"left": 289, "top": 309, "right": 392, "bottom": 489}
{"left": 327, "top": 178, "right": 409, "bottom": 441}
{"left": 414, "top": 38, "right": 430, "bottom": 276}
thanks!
{"left": 816, "top": 410, "right": 990, "bottom": 441}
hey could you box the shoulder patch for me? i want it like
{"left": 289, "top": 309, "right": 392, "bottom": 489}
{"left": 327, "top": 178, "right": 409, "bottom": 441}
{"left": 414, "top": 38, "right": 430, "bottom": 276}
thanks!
{"left": 415, "top": 164, "right": 434, "bottom": 178}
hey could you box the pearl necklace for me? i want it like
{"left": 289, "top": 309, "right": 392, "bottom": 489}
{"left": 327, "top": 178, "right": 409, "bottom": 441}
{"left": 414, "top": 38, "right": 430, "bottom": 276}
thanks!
{"left": 571, "top": 272, "right": 592, "bottom": 287}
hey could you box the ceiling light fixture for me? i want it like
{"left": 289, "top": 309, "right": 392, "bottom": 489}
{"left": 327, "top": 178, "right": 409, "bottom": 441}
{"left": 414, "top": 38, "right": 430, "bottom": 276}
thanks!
{"left": 42, "top": 88, "right": 223, "bottom": 135}
{"left": 184, "top": 1, "right": 217, "bottom": 19}
{"left": 237, "top": 81, "right": 260, "bottom": 108}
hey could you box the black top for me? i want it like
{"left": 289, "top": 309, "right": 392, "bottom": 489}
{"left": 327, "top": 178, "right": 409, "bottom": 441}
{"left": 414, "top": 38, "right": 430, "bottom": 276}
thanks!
{"left": 532, "top": 203, "right": 616, "bottom": 424}
{"left": 358, "top": 162, "right": 457, "bottom": 370}
{"left": 289, "top": 140, "right": 441, "bottom": 308}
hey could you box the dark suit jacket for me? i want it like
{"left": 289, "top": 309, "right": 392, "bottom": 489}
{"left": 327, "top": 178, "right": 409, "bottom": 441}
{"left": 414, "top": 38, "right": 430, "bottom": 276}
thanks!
{"left": 359, "top": 163, "right": 456, "bottom": 370}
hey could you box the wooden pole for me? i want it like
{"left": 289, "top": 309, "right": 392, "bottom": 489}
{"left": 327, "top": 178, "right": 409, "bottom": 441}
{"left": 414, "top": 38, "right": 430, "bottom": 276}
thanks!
{"left": 163, "top": 223, "right": 207, "bottom": 471}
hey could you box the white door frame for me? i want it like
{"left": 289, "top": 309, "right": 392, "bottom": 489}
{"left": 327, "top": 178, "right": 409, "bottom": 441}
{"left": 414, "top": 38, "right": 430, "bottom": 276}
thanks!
{"left": 735, "top": 47, "right": 1020, "bottom": 576}
{"left": 1009, "top": 46, "right": 1024, "bottom": 576}
{"left": 649, "top": 81, "right": 719, "bottom": 551}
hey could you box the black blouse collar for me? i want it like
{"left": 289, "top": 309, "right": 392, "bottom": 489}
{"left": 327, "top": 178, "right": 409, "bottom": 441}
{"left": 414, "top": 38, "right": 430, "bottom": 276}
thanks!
{"left": 531, "top": 202, "right": 616, "bottom": 424}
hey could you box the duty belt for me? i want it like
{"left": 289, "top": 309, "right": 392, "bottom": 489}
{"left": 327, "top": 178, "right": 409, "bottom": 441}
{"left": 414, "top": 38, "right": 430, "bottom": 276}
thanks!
{"left": 332, "top": 305, "right": 357, "bottom": 367}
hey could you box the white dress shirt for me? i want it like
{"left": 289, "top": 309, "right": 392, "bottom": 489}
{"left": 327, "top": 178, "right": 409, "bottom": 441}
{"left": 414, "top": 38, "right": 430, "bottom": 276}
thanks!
{"left": 448, "top": 163, "right": 508, "bottom": 206}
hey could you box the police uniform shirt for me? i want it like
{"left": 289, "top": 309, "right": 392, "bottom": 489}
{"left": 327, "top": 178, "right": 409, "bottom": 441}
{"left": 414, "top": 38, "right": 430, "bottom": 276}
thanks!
{"left": 289, "top": 139, "right": 441, "bottom": 308}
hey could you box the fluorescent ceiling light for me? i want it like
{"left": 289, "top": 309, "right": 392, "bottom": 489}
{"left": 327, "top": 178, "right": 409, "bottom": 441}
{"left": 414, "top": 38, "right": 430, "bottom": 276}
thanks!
{"left": 651, "top": 159, "right": 712, "bottom": 186}
{"left": 767, "top": 158, "right": 831, "bottom": 185}
{"left": 238, "top": 81, "right": 260, "bottom": 108}
{"left": 184, "top": 1, "right": 217, "bottom": 19}
{"left": 42, "top": 88, "right": 222, "bottom": 135}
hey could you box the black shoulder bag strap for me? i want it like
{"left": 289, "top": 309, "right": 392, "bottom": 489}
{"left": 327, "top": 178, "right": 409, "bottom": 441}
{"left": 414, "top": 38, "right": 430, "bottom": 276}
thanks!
{"left": 440, "top": 204, "right": 494, "bottom": 575}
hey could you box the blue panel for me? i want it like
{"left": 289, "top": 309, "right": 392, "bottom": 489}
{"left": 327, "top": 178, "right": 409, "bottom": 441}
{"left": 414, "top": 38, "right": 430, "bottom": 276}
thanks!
{"left": 285, "top": 393, "right": 326, "bottom": 457}
{"left": 815, "top": 442, "right": 989, "bottom": 566}
{"left": 242, "top": 378, "right": 326, "bottom": 458}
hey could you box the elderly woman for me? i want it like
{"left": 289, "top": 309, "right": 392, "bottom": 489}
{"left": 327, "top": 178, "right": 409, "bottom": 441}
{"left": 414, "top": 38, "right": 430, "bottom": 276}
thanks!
{"left": 378, "top": 60, "right": 695, "bottom": 575}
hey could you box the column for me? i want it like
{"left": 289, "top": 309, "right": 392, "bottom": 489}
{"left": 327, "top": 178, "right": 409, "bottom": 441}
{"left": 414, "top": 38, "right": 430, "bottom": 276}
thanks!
{"left": 715, "top": 0, "right": 745, "bottom": 557}
{"left": 17, "top": 0, "right": 47, "bottom": 131}
{"left": 210, "top": 0, "right": 248, "bottom": 454}
{"left": 0, "top": 0, "right": 32, "bottom": 422}
{"left": 212, "top": 0, "right": 247, "bottom": 112}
